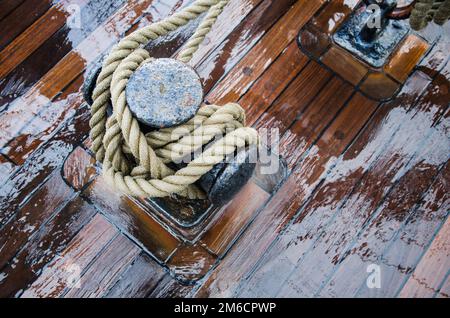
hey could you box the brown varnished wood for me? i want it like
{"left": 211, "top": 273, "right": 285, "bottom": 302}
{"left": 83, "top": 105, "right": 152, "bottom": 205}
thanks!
{"left": 241, "top": 41, "right": 310, "bottom": 125}
{"left": 82, "top": 174, "right": 181, "bottom": 262}
{"left": 0, "top": 196, "right": 97, "bottom": 297}
{"left": 0, "top": 0, "right": 448, "bottom": 298}
{"left": 0, "top": 0, "right": 26, "bottom": 22}
{"left": 62, "top": 146, "right": 98, "bottom": 191}
{"left": 0, "top": 0, "right": 180, "bottom": 149}
{"left": 0, "top": 171, "right": 75, "bottom": 270}
{"left": 0, "top": 0, "right": 125, "bottom": 109}
{"left": 105, "top": 252, "right": 166, "bottom": 298}
{"left": 0, "top": 0, "right": 55, "bottom": 51}
{"left": 21, "top": 213, "right": 117, "bottom": 298}
{"left": 188, "top": 0, "right": 264, "bottom": 67}
{"left": 0, "top": 102, "right": 90, "bottom": 226}
{"left": 167, "top": 243, "right": 217, "bottom": 282}
{"left": 205, "top": 0, "right": 326, "bottom": 104}
{"left": 195, "top": 84, "right": 368, "bottom": 298}
{"left": 0, "top": 1, "right": 87, "bottom": 80}
{"left": 201, "top": 181, "right": 270, "bottom": 256}
{"left": 64, "top": 233, "right": 140, "bottom": 298}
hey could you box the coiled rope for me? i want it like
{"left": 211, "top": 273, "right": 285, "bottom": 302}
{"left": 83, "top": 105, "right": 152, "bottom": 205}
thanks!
{"left": 410, "top": 0, "right": 450, "bottom": 30}
{"left": 89, "top": 0, "right": 258, "bottom": 199}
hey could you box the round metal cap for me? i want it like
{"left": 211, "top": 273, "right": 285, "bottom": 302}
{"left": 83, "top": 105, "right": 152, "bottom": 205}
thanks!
{"left": 126, "top": 58, "right": 203, "bottom": 128}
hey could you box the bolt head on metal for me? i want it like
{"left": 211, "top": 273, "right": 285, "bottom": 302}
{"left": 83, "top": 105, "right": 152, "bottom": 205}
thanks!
{"left": 125, "top": 58, "right": 203, "bottom": 128}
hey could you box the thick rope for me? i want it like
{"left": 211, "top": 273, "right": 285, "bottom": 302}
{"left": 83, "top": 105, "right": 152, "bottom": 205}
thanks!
{"left": 410, "top": 0, "right": 450, "bottom": 30}
{"left": 89, "top": 0, "right": 258, "bottom": 199}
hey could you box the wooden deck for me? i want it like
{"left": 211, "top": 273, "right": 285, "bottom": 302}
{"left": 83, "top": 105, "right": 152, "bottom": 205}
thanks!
{"left": 0, "top": 0, "right": 448, "bottom": 298}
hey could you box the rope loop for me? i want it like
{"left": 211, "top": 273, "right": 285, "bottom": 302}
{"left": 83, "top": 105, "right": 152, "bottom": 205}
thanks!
{"left": 89, "top": 0, "right": 258, "bottom": 199}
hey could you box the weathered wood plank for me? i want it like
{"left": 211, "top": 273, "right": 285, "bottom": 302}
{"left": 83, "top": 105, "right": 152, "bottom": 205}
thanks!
{"left": 64, "top": 233, "right": 140, "bottom": 297}
{"left": 0, "top": 104, "right": 89, "bottom": 227}
{"left": 0, "top": 0, "right": 26, "bottom": 22}
{"left": 0, "top": 154, "right": 16, "bottom": 184}
{"left": 205, "top": 0, "right": 325, "bottom": 104}
{"left": 82, "top": 174, "right": 180, "bottom": 263}
{"left": 0, "top": 0, "right": 125, "bottom": 109}
{"left": 239, "top": 69, "right": 446, "bottom": 297}
{"left": 188, "top": 0, "right": 264, "bottom": 67}
{"left": 62, "top": 146, "right": 98, "bottom": 191}
{"left": 237, "top": 71, "right": 431, "bottom": 296}
{"left": 105, "top": 252, "right": 166, "bottom": 298}
{"left": 3, "top": 74, "right": 85, "bottom": 165}
{"left": 195, "top": 80, "right": 364, "bottom": 298}
{"left": 0, "top": 0, "right": 55, "bottom": 51}
{"left": 399, "top": 217, "right": 450, "bottom": 297}
{"left": 148, "top": 274, "right": 194, "bottom": 298}
{"left": 275, "top": 77, "right": 449, "bottom": 298}
{"left": 0, "top": 196, "right": 97, "bottom": 297}
{"left": 201, "top": 181, "right": 270, "bottom": 256}
{"left": 0, "top": 171, "right": 74, "bottom": 270}
{"left": 0, "top": 0, "right": 87, "bottom": 79}
{"left": 0, "top": 102, "right": 90, "bottom": 226}
{"left": 241, "top": 41, "right": 309, "bottom": 125}
{"left": 167, "top": 244, "right": 217, "bottom": 282}
{"left": 21, "top": 213, "right": 117, "bottom": 298}
{"left": 436, "top": 273, "right": 450, "bottom": 298}
{"left": 321, "top": 163, "right": 450, "bottom": 297}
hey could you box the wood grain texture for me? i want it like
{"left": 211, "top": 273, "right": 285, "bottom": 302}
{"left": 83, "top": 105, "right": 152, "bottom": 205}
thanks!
{"left": 0, "top": 0, "right": 447, "bottom": 298}
{"left": 399, "top": 217, "right": 450, "bottom": 298}
{"left": 0, "top": 0, "right": 26, "bottom": 22}
{"left": 201, "top": 181, "right": 270, "bottom": 256}
{"left": 148, "top": 274, "right": 194, "bottom": 298}
{"left": 106, "top": 252, "right": 166, "bottom": 298}
{"left": 82, "top": 175, "right": 180, "bottom": 263}
{"left": 0, "top": 0, "right": 55, "bottom": 51}
{"left": 206, "top": 0, "right": 325, "bottom": 104}
{"left": 21, "top": 213, "right": 117, "bottom": 298}
{"left": 63, "top": 146, "right": 98, "bottom": 191}
{"left": 0, "top": 0, "right": 85, "bottom": 79}
{"left": 0, "top": 0, "right": 125, "bottom": 109}
{"left": 0, "top": 102, "right": 90, "bottom": 226}
{"left": 0, "top": 197, "right": 97, "bottom": 297}
{"left": 64, "top": 233, "right": 140, "bottom": 298}
{"left": 0, "top": 171, "right": 74, "bottom": 270}
{"left": 195, "top": 83, "right": 366, "bottom": 298}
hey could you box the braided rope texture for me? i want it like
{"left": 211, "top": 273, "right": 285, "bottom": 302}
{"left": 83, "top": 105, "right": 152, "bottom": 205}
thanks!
{"left": 89, "top": 0, "right": 258, "bottom": 199}
{"left": 410, "top": 0, "right": 450, "bottom": 30}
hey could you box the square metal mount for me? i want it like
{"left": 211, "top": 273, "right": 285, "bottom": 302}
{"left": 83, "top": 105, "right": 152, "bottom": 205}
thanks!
{"left": 333, "top": 3, "right": 410, "bottom": 68}
{"left": 144, "top": 147, "right": 287, "bottom": 242}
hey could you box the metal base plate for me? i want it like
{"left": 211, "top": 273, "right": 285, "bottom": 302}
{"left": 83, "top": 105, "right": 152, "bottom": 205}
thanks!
{"left": 333, "top": 3, "right": 410, "bottom": 68}
{"left": 145, "top": 148, "right": 287, "bottom": 242}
